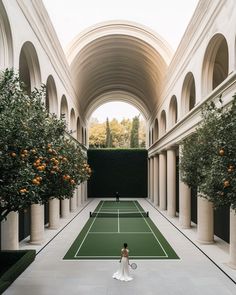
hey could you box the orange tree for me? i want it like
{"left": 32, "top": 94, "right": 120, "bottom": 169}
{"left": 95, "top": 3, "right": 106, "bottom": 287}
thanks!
{"left": 0, "top": 69, "right": 91, "bottom": 221}
{"left": 180, "top": 95, "right": 236, "bottom": 210}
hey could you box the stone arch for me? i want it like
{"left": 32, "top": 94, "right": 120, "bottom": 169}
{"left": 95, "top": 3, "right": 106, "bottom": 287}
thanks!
{"left": 181, "top": 72, "right": 196, "bottom": 116}
{"left": 67, "top": 21, "right": 173, "bottom": 121}
{"left": 169, "top": 95, "right": 178, "bottom": 127}
{"left": 154, "top": 118, "right": 159, "bottom": 142}
{"left": 202, "top": 33, "right": 229, "bottom": 96}
{"left": 76, "top": 117, "right": 81, "bottom": 141}
{"left": 45, "top": 75, "right": 58, "bottom": 115}
{"left": 160, "top": 110, "right": 166, "bottom": 137}
{"left": 85, "top": 91, "right": 149, "bottom": 121}
{"left": 60, "top": 95, "right": 69, "bottom": 123}
{"left": 70, "top": 108, "right": 76, "bottom": 136}
{"left": 0, "top": 1, "right": 13, "bottom": 68}
{"left": 19, "top": 41, "right": 41, "bottom": 94}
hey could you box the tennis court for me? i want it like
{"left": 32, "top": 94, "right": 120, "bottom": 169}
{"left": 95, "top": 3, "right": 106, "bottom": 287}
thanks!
{"left": 64, "top": 200, "right": 179, "bottom": 260}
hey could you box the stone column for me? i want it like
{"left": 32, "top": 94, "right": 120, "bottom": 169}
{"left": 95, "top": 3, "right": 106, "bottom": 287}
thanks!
{"left": 49, "top": 198, "right": 60, "bottom": 229}
{"left": 30, "top": 204, "right": 44, "bottom": 245}
{"left": 84, "top": 181, "right": 88, "bottom": 201}
{"left": 197, "top": 196, "right": 214, "bottom": 244}
{"left": 150, "top": 157, "right": 154, "bottom": 202}
{"left": 1, "top": 212, "right": 19, "bottom": 250}
{"left": 147, "top": 158, "right": 150, "bottom": 199}
{"left": 179, "top": 182, "right": 191, "bottom": 228}
{"left": 153, "top": 155, "right": 159, "bottom": 206}
{"left": 81, "top": 183, "right": 84, "bottom": 204}
{"left": 159, "top": 152, "right": 167, "bottom": 210}
{"left": 70, "top": 193, "right": 77, "bottom": 212}
{"left": 179, "top": 145, "right": 191, "bottom": 228}
{"left": 77, "top": 185, "right": 81, "bottom": 207}
{"left": 229, "top": 207, "right": 236, "bottom": 269}
{"left": 61, "top": 199, "right": 70, "bottom": 218}
{"left": 167, "top": 149, "right": 176, "bottom": 217}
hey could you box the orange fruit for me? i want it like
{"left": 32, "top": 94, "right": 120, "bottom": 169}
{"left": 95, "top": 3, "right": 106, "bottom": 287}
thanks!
{"left": 224, "top": 180, "right": 230, "bottom": 187}
{"left": 219, "top": 149, "right": 224, "bottom": 156}
{"left": 11, "top": 152, "right": 16, "bottom": 157}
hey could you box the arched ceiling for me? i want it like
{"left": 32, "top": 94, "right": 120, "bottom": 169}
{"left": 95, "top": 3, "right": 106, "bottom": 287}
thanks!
{"left": 67, "top": 21, "right": 173, "bottom": 121}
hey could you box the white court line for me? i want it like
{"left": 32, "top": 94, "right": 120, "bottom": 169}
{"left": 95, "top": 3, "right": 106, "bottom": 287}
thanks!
{"left": 74, "top": 255, "right": 168, "bottom": 258}
{"left": 133, "top": 201, "right": 168, "bottom": 258}
{"left": 74, "top": 201, "right": 104, "bottom": 258}
{"left": 118, "top": 209, "right": 120, "bottom": 233}
{"left": 88, "top": 232, "right": 153, "bottom": 234}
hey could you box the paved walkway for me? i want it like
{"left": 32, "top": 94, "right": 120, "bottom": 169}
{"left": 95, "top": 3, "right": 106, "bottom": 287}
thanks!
{"left": 4, "top": 198, "right": 236, "bottom": 295}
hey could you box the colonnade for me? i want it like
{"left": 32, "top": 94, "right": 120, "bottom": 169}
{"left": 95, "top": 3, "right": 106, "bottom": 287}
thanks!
{"left": 1, "top": 182, "right": 88, "bottom": 250}
{"left": 148, "top": 147, "right": 236, "bottom": 269}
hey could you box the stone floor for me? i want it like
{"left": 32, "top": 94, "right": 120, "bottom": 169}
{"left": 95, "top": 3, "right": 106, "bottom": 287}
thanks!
{"left": 4, "top": 198, "right": 236, "bottom": 295}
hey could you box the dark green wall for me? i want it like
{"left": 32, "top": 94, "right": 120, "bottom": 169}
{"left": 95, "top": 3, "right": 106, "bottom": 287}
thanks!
{"left": 88, "top": 149, "right": 147, "bottom": 198}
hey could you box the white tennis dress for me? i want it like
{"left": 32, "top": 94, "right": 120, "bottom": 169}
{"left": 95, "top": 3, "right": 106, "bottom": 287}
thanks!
{"left": 113, "top": 248, "right": 133, "bottom": 281}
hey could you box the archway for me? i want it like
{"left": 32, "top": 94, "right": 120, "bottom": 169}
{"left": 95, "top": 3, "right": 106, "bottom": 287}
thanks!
{"left": 169, "top": 95, "right": 178, "bottom": 127}
{"left": 0, "top": 1, "right": 13, "bottom": 68}
{"left": 19, "top": 41, "right": 41, "bottom": 94}
{"left": 60, "top": 95, "right": 69, "bottom": 124}
{"left": 202, "top": 33, "right": 229, "bottom": 96}
{"left": 181, "top": 72, "right": 196, "bottom": 116}
{"left": 46, "top": 75, "right": 58, "bottom": 115}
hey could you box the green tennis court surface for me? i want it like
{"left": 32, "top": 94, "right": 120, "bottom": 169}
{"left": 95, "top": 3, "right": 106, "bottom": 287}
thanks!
{"left": 64, "top": 201, "right": 179, "bottom": 260}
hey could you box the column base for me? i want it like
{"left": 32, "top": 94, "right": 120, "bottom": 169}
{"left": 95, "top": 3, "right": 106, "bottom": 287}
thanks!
{"left": 180, "top": 225, "right": 191, "bottom": 229}
{"left": 48, "top": 226, "right": 59, "bottom": 230}
{"left": 226, "top": 262, "right": 236, "bottom": 270}
{"left": 29, "top": 240, "right": 44, "bottom": 245}
{"left": 197, "top": 239, "right": 214, "bottom": 245}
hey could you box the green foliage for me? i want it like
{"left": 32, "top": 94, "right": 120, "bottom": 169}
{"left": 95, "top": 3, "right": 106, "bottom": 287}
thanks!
{"left": 105, "top": 118, "right": 112, "bottom": 147}
{"left": 0, "top": 69, "right": 91, "bottom": 221}
{"left": 130, "top": 116, "right": 140, "bottom": 148}
{"left": 180, "top": 95, "right": 236, "bottom": 209}
{"left": 89, "top": 116, "right": 146, "bottom": 148}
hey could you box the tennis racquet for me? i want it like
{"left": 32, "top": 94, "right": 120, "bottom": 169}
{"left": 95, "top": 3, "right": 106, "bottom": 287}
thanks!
{"left": 129, "top": 262, "right": 137, "bottom": 270}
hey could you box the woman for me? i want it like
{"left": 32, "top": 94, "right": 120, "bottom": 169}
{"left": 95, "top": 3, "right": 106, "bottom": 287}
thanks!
{"left": 112, "top": 243, "right": 133, "bottom": 281}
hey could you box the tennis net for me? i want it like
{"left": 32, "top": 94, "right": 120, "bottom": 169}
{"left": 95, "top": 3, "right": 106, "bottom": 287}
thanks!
{"left": 89, "top": 211, "right": 149, "bottom": 218}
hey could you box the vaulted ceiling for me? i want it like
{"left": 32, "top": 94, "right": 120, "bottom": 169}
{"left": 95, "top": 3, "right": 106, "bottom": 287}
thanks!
{"left": 67, "top": 22, "right": 173, "bottom": 120}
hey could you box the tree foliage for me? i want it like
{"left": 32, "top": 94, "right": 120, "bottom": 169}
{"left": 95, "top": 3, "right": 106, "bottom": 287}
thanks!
{"left": 180, "top": 95, "right": 236, "bottom": 210}
{"left": 105, "top": 118, "right": 112, "bottom": 147}
{"left": 89, "top": 116, "right": 145, "bottom": 148}
{"left": 0, "top": 69, "right": 91, "bottom": 221}
{"left": 130, "top": 116, "right": 140, "bottom": 148}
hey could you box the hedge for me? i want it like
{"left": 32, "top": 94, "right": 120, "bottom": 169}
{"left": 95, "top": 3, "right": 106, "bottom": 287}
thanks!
{"left": 88, "top": 148, "right": 147, "bottom": 198}
{"left": 0, "top": 250, "right": 36, "bottom": 293}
